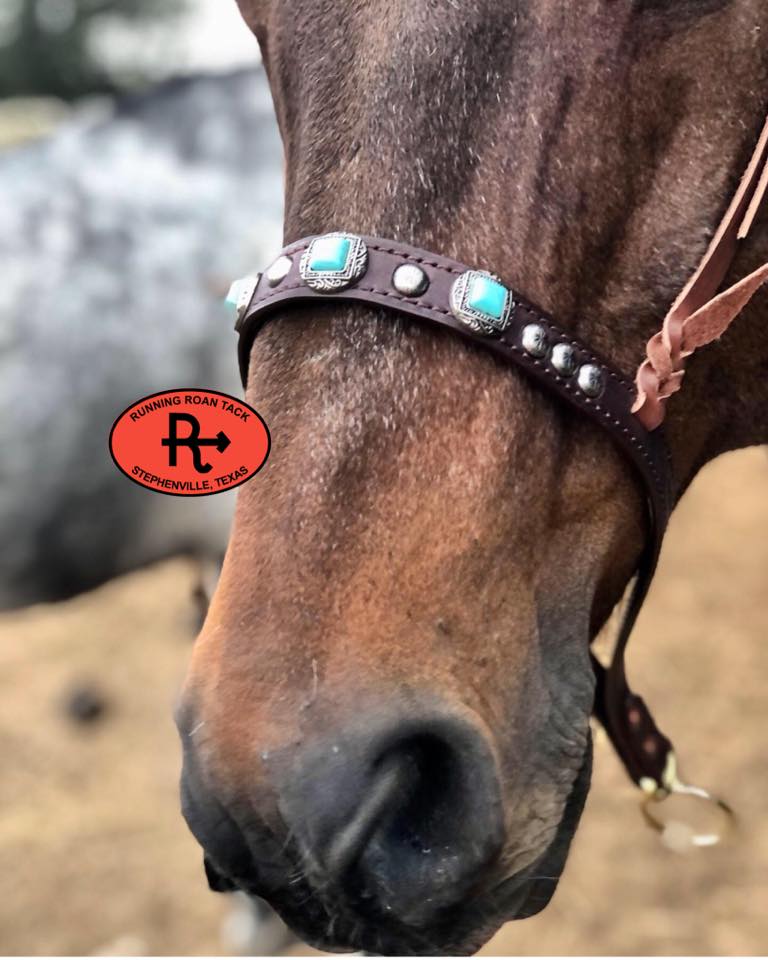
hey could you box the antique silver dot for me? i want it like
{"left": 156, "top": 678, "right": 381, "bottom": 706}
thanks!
{"left": 392, "top": 263, "right": 429, "bottom": 297}
{"left": 521, "top": 323, "right": 549, "bottom": 358}
{"left": 265, "top": 255, "right": 292, "bottom": 287}
{"left": 577, "top": 363, "right": 605, "bottom": 398}
{"left": 551, "top": 342, "right": 578, "bottom": 377}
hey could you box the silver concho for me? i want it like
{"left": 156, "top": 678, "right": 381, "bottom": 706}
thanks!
{"left": 577, "top": 363, "right": 605, "bottom": 398}
{"left": 551, "top": 342, "right": 578, "bottom": 377}
{"left": 225, "top": 274, "right": 261, "bottom": 330}
{"left": 449, "top": 270, "right": 514, "bottom": 335}
{"left": 299, "top": 232, "right": 368, "bottom": 293}
{"left": 521, "top": 323, "right": 549, "bottom": 358}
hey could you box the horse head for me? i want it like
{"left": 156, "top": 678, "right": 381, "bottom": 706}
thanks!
{"left": 178, "top": 2, "right": 768, "bottom": 953}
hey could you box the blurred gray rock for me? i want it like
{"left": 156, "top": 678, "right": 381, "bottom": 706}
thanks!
{"left": 0, "top": 68, "right": 283, "bottom": 608}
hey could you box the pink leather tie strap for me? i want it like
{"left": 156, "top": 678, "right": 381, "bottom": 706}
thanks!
{"left": 234, "top": 232, "right": 677, "bottom": 794}
{"left": 634, "top": 112, "right": 768, "bottom": 429}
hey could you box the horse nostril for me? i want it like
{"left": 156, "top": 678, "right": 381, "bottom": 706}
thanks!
{"left": 324, "top": 748, "right": 413, "bottom": 878}
{"left": 280, "top": 713, "right": 504, "bottom": 926}
{"left": 325, "top": 734, "right": 454, "bottom": 878}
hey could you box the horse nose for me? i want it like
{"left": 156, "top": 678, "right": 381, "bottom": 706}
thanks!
{"left": 278, "top": 708, "right": 504, "bottom": 926}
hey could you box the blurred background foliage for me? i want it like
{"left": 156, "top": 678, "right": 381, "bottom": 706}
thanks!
{"left": 0, "top": 0, "right": 188, "bottom": 100}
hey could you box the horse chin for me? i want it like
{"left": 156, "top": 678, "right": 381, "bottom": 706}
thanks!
{"left": 495, "top": 731, "right": 593, "bottom": 923}
{"left": 264, "top": 735, "right": 593, "bottom": 956}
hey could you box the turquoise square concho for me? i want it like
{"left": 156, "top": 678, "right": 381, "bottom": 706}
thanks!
{"left": 299, "top": 232, "right": 369, "bottom": 292}
{"left": 450, "top": 270, "right": 514, "bottom": 335}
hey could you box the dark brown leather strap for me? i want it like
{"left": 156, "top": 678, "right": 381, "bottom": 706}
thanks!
{"left": 235, "top": 234, "right": 675, "bottom": 792}
{"left": 238, "top": 237, "right": 673, "bottom": 527}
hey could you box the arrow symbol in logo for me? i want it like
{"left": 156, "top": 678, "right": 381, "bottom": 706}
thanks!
{"left": 196, "top": 430, "right": 230, "bottom": 454}
{"left": 161, "top": 414, "right": 231, "bottom": 474}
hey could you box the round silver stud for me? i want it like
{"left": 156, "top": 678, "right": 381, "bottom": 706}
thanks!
{"left": 577, "top": 363, "right": 605, "bottom": 398}
{"left": 392, "top": 263, "right": 429, "bottom": 297}
{"left": 265, "top": 255, "right": 292, "bottom": 287}
{"left": 550, "top": 342, "right": 578, "bottom": 377}
{"left": 521, "top": 323, "right": 549, "bottom": 358}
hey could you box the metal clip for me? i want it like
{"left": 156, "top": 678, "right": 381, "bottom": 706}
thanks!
{"left": 639, "top": 752, "right": 735, "bottom": 849}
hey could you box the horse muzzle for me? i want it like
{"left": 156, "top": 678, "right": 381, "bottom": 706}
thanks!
{"left": 180, "top": 701, "right": 529, "bottom": 952}
{"left": 274, "top": 708, "right": 505, "bottom": 925}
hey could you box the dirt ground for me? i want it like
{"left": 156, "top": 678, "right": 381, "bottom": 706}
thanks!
{"left": 1, "top": 447, "right": 766, "bottom": 956}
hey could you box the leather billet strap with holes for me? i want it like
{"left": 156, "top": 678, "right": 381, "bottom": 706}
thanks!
{"left": 236, "top": 235, "right": 676, "bottom": 792}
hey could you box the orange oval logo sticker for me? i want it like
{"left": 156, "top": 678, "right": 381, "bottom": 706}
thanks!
{"left": 109, "top": 389, "right": 270, "bottom": 496}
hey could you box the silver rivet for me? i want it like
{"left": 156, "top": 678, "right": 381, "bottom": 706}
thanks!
{"left": 265, "top": 255, "right": 292, "bottom": 287}
{"left": 392, "top": 263, "right": 429, "bottom": 297}
{"left": 521, "top": 323, "right": 549, "bottom": 358}
{"left": 577, "top": 363, "right": 605, "bottom": 398}
{"left": 551, "top": 342, "right": 578, "bottom": 376}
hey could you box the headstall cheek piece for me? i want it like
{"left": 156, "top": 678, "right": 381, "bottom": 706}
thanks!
{"left": 230, "top": 112, "right": 768, "bottom": 846}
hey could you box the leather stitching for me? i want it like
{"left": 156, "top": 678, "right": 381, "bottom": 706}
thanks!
{"left": 243, "top": 238, "right": 672, "bottom": 517}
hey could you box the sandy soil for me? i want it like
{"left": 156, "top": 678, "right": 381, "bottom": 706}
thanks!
{"left": 1, "top": 447, "right": 766, "bottom": 956}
